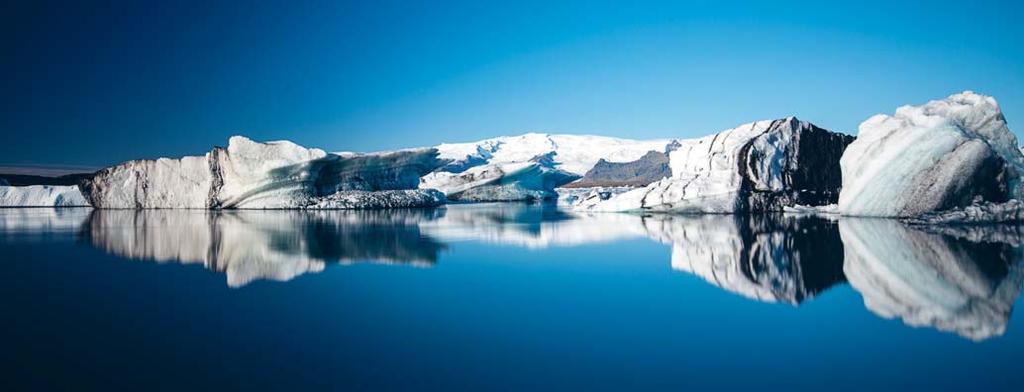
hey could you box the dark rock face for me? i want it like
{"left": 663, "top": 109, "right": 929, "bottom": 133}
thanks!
{"left": 564, "top": 150, "right": 671, "bottom": 188}
{"left": 741, "top": 119, "right": 856, "bottom": 211}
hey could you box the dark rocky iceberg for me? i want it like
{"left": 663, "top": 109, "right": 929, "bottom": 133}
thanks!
{"left": 576, "top": 117, "right": 855, "bottom": 213}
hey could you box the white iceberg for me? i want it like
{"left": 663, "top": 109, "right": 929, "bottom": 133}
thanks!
{"left": 838, "top": 91, "right": 1024, "bottom": 217}
{"left": 81, "top": 136, "right": 444, "bottom": 209}
{"left": 0, "top": 185, "right": 90, "bottom": 207}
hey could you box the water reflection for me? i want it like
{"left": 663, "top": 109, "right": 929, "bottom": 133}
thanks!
{"left": 841, "top": 218, "right": 1024, "bottom": 341}
{"left": 82, "top": 209, "right": 446, "bottom": 287}
{"left": 642, "top": 214, "right": 845, "bottom": 304}
{"left": 2, "top": 204, "right": 1023, "bottom": 341}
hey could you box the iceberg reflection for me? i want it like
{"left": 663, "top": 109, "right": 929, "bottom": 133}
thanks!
{"left": 841, "top": 218, "right": 1024, "bottom": 341}
{"left": 643, "top": 214, "right": 846, "bottom": 304}
{"left": 60, "top": 204, "right": 1024, "bottom": 341}
{"left": 82, "top": 209, "right": 446, "bottom": 287}
{"left": 420, "top": 203, "right": 650, "bottom": 248}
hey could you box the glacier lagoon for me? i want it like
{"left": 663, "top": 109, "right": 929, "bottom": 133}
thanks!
{"left": 2, "top": 204, "right": 1024, "bottom": 390}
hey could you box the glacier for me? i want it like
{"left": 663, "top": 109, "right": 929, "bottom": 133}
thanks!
{"left": 838, "top": 91, "right": 1024, "bottom": 217}
{"left": 424, "top": 133, "right": 678, "bottom": 201}
{"left": 575, "top": 117, "right": 854, "bottom": 213}
{"left": 81, "top": 136, "right": 444, "bottom": 209}
{"left": 0, "top": 185, "right": 90, "bottom": 207}
{"left": 433, "top": 133, "right": 677, "bottom": 176}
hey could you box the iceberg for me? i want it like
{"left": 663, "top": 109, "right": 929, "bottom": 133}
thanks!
{"left": 0, "top": 185, "right": 90, "bottom": 207}
{"left": 575, "top": 117, "right": 854, "bottom": 212}
{"left": 838, "top": 92, "right": 1024, "bottom": 217}
{"left": 81, "top": 136, "right": 444, "bottom": 209}
{"left": 840, "top": 218, "right": 1024, "bottom": 341}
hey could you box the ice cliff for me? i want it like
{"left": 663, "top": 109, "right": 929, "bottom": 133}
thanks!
{"left": 575, "top": 117, "right": 854, "bottom": 212}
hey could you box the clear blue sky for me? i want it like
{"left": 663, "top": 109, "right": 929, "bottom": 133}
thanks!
{"left": 3, "top": 0, "right": 1023, "bottom": 168}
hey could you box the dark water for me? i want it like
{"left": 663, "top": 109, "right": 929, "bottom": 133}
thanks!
{"left": 2, "top": 204, "right": 1024, "bottom": 390}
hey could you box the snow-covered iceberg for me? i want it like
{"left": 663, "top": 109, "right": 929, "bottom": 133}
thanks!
{"left": 0, "top": 185, "right": 90, "bottom": 207}
{"left": 840, "top": 218, "right": 1024, "bottom": 341}
{"left": 83, "top": 209, "right": 446, "bottom": 287}
{"left": 575, "top": 117, "right": 854, "bottom": 213}
{"left": 838, "top": 92, "right": 1024, "bottom": 217}
{"left": 644, "top": 214, "right": 846, "bottom": 304}
{"left": 81, "top": 136, "right": 445, "bottom": 209}
{"left": 424, "top": 133, "right": 678, "bottom": 201}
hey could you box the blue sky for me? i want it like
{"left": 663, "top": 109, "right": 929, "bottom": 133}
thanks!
{"left": 2, "top": 0, "right": 1023, "bottom": 168}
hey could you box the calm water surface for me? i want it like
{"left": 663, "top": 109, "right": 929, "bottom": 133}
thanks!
{"left": 2, "top": 204, "right": 1023, "bottom": 390}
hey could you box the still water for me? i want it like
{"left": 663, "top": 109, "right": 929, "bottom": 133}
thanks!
{"left": 2, "top": 204, "right": 1023, "bottom": 390}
